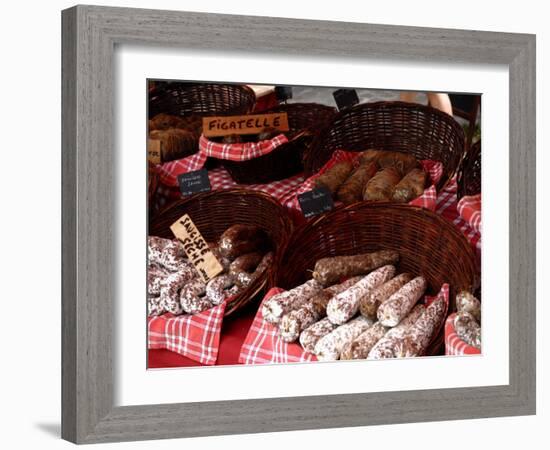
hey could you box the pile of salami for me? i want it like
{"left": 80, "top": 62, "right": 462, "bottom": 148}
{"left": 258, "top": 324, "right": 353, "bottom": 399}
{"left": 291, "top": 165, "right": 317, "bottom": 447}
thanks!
{"left": 315, "top": 149, "right": 428, "bottom": 205}
{"left": 262, "top": 250, "right": 448, "bottom": 361}
{"left": 148, "top": 224, "right": 273, "bottom": 317}
{"left": 453, "top": 291, "right": 482, "bottom": 350}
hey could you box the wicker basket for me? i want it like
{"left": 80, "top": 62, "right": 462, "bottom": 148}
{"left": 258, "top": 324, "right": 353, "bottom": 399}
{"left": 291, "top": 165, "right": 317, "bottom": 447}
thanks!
{"left": 457, "top": 140, "right": 481, "bottom": 199}
{"left": 148, "top": 162, "right": 159, "bottom": 216}
{"left": 149, "top": 189, "right": 293, "bottom": 316}
{"left": 148, "top": 82, "right": 256, "bottom": 119}
{"left": 303, "top": 101, "right": 466, "bottom": 191}
{"left": 271, "top": 203, "right": 479, "bottom": 355}
{"left": 220, "top": 103, "right": 336, "bottom": 184}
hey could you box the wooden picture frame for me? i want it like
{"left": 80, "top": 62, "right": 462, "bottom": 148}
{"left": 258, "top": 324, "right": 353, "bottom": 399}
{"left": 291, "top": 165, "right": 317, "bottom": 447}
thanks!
{"left": 62, "top": 5, "right": 536, "bottom": 443}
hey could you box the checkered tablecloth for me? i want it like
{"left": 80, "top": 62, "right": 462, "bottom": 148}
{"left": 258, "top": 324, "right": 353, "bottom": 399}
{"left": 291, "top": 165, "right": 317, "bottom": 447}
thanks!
{"left": 157, "top": 134, "right": 289, "bottom": 187}
{"left": 155, "top": 166, "right": 304, "bottom": 211}
{"left": 457, "top": 194, "right": 482, "bottom": 235}
{"left": 148, "top": 300, "right": 227, "bottom": 365}
{"left": 284, "top": 150, "right": 443, "bottom": 215}
{"left": 436, "top": 179, "right": 481, "bottom": 257}
{"left": 444, "top": 312, "right": 481, "bottom": 355}
{"left": 239, "top": 284, "right": 449, "bottom": 365}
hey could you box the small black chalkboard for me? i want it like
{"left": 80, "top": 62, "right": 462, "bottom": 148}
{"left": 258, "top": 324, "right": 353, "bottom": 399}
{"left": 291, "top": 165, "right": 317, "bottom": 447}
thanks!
{"left": 333, "top": 88, "right": 359, "bottom": 111}
{"left": 298, "top": 187, "right": 334, "bottom": 218}
{"left": 275, "top": 86, "right": 293, "bottom": 102}
{"left": 177, "top": 169, "right": 211, "bottom": 197}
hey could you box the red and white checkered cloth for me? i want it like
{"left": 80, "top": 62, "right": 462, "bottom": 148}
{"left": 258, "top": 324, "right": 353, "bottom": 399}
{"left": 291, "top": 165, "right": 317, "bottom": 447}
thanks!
{"left": 155, "top": 166, "right": 304, "bottom": 211}
{"left": 436, "top": 179, "right": 481, "bottom": 258}
{"left": 457, "top": 194, "right": 482, "bottom": 235}
{"left": 239, "top": 283, "right": 449, "bottom": 365}
{"left": 157, "top": 134, "right": 289, "bottom": 187}
{"left": 148, "top": 300, "right": 227, "bottom": 365}
{"left": 444, "top": 312, "right": 481, "bottom": 355}
{"left": 284, "top": 150, "right": 443, "bottom": 216}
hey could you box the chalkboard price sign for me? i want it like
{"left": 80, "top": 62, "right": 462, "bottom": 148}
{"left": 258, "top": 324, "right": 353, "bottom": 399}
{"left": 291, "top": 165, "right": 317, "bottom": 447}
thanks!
{"left": 298, "top": 187, "right": 334, "bottom": 218}
{"left": 177, "top": 169, "right": 211, "bottom": 197}
{"left": 333, "top": 88, "right": 360, "bottom": 111}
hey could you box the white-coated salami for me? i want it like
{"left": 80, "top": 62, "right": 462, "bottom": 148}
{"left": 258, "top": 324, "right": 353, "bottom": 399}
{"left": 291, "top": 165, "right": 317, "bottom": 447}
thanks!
{"left": 454, "top": 311, "right": 481, "bottom": 349}
{"left": 367, "top": 304, "right": 425, "bottom": 359}
{"left": 180, "top": 279, "right": 212, "bottom": 314}
{"left": 159, "top": 270, "right": 190, "bottom": 315}
{"left": 359, "top": 273, "right": 413, "bottom": 319}
{"left": 278, "top": 277, "right": 365, "bottom": 343}
{"left": 340, "top": 322, "right": 388, "bottom": 360}
{"left": 206, "top": 274, "right": 236, "bottom": 306}
{"left": 148, "top": 295, "right": 165, "bottom": 317}
{"left": 261, "top": 279, "right": 322, "bottom": 325}
{"left": 148, "top": 236, "right": 190, "bottom": 272}
{"left": 326, "top": 265, "right": 396, "bottom": 325}
{"left": 456, "top": 291, "right": 481, "bottom": 322}
{"left": 299, "top": 317, "right": 339, "bottom": 353}
{"left": 393, "top": 296, "right": 446, "bottom": 357}
{"left": 147, "top": 264, "right": 170, "bottom": 296}
{"left": 314, "top": 316, "right": 374, "bottom": 361}
{"left": 377, "top": 276, "right": 427, "bottom": 327}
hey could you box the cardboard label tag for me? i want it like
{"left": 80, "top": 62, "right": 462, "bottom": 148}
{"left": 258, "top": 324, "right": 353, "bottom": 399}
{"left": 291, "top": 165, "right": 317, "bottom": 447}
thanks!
{"left": 177, "top": 169, "right": 211, "bottom": 197}
{"left": 170, "top": 214, "right": 223, "bottom": 283}
{"left": 147, "top": 139, "right": 162, "bottom": 164}
{"left": 333, "top": 88, "right": 360, "bottom": 111}
{"left": 202, "top": 112, "right": 289, "bottom": 137}
{"left": 298, "top": 187, "right": 334, "bottom": 218}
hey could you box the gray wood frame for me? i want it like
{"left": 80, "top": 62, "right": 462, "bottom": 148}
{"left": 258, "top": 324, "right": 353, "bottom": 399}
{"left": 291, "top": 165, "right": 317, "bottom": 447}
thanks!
{"left": 62, "top": 5, "right": 536, "bottom": 444}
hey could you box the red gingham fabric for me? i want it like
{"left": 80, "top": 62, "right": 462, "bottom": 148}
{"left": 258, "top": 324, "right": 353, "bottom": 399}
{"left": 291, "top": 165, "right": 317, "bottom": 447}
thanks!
{"left": 284, "top": 150, "right": 443, "bottom": 216}
{"left": 436, "top": 178, "right": 481, "bottom": 258}
{"left": 157, "top": 134, "right": 289, "bottom": 187}
{"left": 148, "top": 300, "right": 227, "bottom": 365}
{"left": 457, "top": 194, "right": 482, "bottom": 235}
{"left": 238, "top": 284, "right": 449, "bottom": 365}
{"left": 444, "top": 312, "right": 481, "bottom": 355}
{"left": 155, "top": 166, "right": 304, "bottom": 211}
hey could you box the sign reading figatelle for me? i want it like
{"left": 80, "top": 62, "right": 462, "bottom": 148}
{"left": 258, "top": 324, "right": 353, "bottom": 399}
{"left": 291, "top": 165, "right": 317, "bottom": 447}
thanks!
{"left": 202, "top": 113, "right": 289, "bottom": 137}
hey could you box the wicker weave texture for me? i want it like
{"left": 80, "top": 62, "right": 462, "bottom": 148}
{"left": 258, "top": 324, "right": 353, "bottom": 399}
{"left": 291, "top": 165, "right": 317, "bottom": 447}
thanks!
{"left": 304, "top": 101, "right": 466, "bottom": 191}
{"left": 148, "top": 82, "right": 256, "bottom": 118}
{"left": 149, "top": 189, "right": 293, "bottom": 316}
{"left": 458, "top": 140, "right": 481, "bottom": 199}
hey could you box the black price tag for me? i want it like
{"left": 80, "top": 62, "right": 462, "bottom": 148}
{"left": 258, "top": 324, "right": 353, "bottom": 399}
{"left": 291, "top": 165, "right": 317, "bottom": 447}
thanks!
{"left": 275, "top": 86, "right": 293, "bottom": 102}
{"left": 177, "top": 169, "right": 211, "bottom": 197}
{"left": 298, "top": 187, "right": 334, "bottom": 218}
{"left": 333, "top": 89, "right": 359, "bottom": 111}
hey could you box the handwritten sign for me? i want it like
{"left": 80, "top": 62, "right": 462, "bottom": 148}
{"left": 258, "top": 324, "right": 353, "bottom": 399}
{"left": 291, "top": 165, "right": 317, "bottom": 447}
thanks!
{"left": 333, "top": 88, "right": 359, "bottom": 111}
{"left": 177, "top": 169, "right": 211, "bottom": 197}
{"left": 147, "top": 139, "right": 162, "bottom": 164}
{"left": 170, "top": 214, "right": 223, "bottom": 283}
{"left": 202, "top": 113, "right": 289, "bottom": 137}
{"left": 297, "top": 187, "right": 334, "bottom": 218}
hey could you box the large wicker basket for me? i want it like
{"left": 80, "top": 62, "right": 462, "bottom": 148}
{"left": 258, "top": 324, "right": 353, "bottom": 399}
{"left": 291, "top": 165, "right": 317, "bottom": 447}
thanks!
{"left": 303, "top": 101, "right": 466, "bottom": 191}
{"left": 148, "top": 82, "right": 256, "bottom": 119}
{"left": 220, "top": 103, "right": 336, "bottom": 184}
{"left": 149, "top": 189, "right": 293, "bottom": 316}
{"left": 271, "top": 203, "right": 479, "bottom": 354}
{"left": 457, "top": 140, "right": 481, "bottom": 199}
{"left": 148, "top": 162, "right": 160, "bottom": 217}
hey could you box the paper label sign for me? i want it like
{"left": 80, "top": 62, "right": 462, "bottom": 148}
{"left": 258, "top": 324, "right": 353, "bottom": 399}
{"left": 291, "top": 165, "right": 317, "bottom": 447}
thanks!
{"left": 170, "top": 214, "right": 223, "bottom": 283}
{"left": 177, "top": 169, "right": 211, "bottom": 197}
{"left": 333, "top": 88, "right": 359, "bottom": 111}
{"left": 298, "top": 187, "right": 334, "bottom": 218}
{"left": 147, "top": 139, "right": 162, "bottom": 164}
{"left": 202, "top": 112, "right": 289, "bottom": 137}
